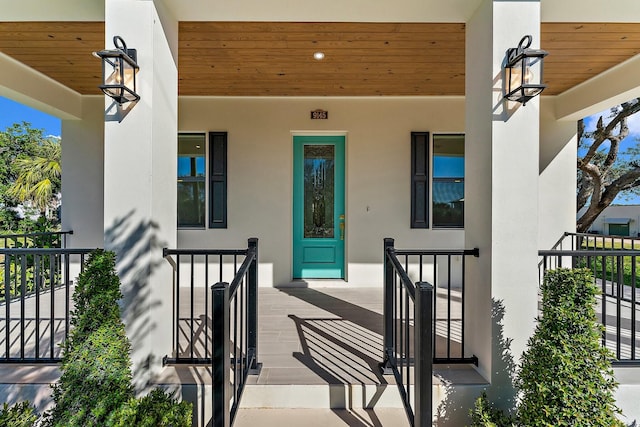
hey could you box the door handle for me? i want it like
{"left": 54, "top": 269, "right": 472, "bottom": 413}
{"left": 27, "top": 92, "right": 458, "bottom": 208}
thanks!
{"left": 339, "top": 214, "right": 345, "bottom": 240}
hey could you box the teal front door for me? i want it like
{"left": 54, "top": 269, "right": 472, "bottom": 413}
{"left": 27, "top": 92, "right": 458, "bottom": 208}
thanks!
{"left": 293, "top": 135, "right": 345, "bottom": 279}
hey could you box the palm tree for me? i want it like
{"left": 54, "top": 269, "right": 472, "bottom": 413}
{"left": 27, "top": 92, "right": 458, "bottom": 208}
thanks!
{"left": 8, "top": 139, "right": 61, "bottom": 218}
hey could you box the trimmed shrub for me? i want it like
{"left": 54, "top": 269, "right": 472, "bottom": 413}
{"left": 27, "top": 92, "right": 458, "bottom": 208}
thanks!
{"left": 69, "top": 249, "right": 123, "bottom": 342}
{"left": 469, "top": 392, "right": 514, "bottom": 427}
{"left": 0, "top": 402, "right": 38, "bottom": 427}
{"left": 42, "top": 248, "right": 192, "bottom": 427}
{"left": 110, "top": 388, "right": 193, "bottom": 427}
{"left": 516, "top": 268, "right": 623, "bottom": 427}
{"left": 43, "top": 249, "right": 134, "bottom": 427}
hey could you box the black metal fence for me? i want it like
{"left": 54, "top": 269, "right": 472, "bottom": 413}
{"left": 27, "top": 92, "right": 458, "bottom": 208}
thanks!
{"left": 551, "top": 231, "right": 640, "bottom": 252}
{"left": 381, "top": 238, "right": 479, "bottom": 427}
{"left": 539, "top": 248, "right": 640, "bottom": 365}
{"left": 0, "top": 247, "right": 92, "bottom": 363}
{"left": 211, "top": 238, "right": 260, "bottom": 427}
{"left": 162, "top": 238, "right": 260, "bottom": 427}
{"left": 0, "top": 230, "right": 73, "bottom": 250}
{"left": 163, "top": 240, "right": 258, "bottom": 365}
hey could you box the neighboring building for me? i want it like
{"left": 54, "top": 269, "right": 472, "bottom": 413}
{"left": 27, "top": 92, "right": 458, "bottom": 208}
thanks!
{"left": 580, "top": 205, "right": 640, "bottom": 236}
{"left": 1, "top": 0, "right": 640, "bottom": 425}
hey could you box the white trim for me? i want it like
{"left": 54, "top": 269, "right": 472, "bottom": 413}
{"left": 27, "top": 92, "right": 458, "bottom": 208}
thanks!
{"left": 554, "top": 53, "right": 640, "bottom": 121}
{"left": 0, "top": 52, "right": 83, "bottom": 120}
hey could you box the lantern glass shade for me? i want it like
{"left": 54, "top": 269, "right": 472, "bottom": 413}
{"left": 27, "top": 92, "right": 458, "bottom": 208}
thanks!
{"left": 96, "top": 42, "right": 140, "bottom": 105}
{"left": 504, "top": 36, "right": 548, "bottom": 105}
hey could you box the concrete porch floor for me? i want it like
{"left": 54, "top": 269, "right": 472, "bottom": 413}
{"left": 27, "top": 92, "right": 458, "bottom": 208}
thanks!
{"left": 158, "top": 286, "right": 487, "bottom": 426}
{"left": 160, "top": 286, "right": 482, "bottom": 389}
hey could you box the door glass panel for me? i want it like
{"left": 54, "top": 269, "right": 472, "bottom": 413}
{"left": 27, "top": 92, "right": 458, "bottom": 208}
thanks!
{"left": 304, "top": 145, "right": 335, "bottom": 238}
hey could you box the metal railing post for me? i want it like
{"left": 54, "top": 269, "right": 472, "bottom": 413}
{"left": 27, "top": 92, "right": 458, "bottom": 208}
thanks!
{"left": 4, "top": 253, "right": 9, "bottom": 359}
{"left": 247, "top": 237, "right": 261, "bottom": 373}
{"left": 212, "top": 282, "right": 230, "bottom": 427}
{"left": 414, "top": 281, "right": 433, "bottom": 427}
{"left": 381, "top": 237, "right": 395, "bottom": 374}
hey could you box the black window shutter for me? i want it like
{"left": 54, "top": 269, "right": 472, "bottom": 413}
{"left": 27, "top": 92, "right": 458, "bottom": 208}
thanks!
{"left": 209, "top": 132, "right": 227, "bottom": 228}
{"left": 411, "top": 131, "right": 429, "bottom": 228}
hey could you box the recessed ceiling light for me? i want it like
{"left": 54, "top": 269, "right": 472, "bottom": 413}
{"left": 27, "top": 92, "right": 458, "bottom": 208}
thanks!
{"left": 313, "top": 52, "right": 325, "bottom": 61}
{"left": 195, "top": 145, "right": 201, "bottom": 149}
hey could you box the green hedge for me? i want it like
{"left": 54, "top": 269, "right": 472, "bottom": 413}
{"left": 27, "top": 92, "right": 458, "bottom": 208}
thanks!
{"left": 0, "top": 402, "right": 38, "bottom": 427}
{"left": 110, "top": 389, "right": 193, "bottom": 427}
{"left": 43, "top": 250, "right": 133, "bottom": 427}
{"left": 41, "top": 249, "right": 192, "bottom": 427}
{"left": 517, "top": 268, "right": 623, "bottom": 426}
{"left": 469, "top": 268, "right": 624, "bottom": 426}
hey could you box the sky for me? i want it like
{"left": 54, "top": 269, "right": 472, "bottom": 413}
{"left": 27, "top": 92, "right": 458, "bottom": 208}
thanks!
{"left": 0, "top": 96, "right": 61, "bottom": 137}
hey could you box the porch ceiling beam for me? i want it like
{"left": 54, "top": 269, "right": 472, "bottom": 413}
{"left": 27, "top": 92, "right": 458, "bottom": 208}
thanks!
{"left": 0, "top": 0, "right": 104, "bottom": 22}
{"left": 0, "top": 51, "right": 83, "bottom": 120}
{"left": 541, "top": 0, "right": 640, "bottom": 22}
{"left": 553, "top": 53, "right": 640, "bottom": 121}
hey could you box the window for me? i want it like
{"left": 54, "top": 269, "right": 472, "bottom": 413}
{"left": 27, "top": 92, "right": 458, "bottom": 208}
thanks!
{"left": 177, "top": 132, "right": 227, "bottom": 229}
{"left": 178, "top": 133, "right": 206, "bottom": 228}
{"left": 432, "top": 134, "right": 464, "bottom": 228}
{"left": 411, "top": 132, "right": 465, "bottom": 229}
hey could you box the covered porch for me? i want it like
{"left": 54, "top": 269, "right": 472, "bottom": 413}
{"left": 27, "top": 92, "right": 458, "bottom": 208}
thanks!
{"left": 3, "top": 0, "right": 640, "bottom": 425}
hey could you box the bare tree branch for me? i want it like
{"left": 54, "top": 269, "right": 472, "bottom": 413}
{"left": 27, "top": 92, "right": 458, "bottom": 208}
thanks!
{"left": 576, "top": 173, "right": 593, "bottom": 212}
{"left": 577, "top": 98, "right": 640, "bottom": 232}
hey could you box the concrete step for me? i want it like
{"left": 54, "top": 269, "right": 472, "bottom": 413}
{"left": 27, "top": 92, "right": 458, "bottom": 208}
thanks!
{"left": 240, "top": 383, "right": 405, "bottom": 409}
{"left": 233, "top": 408, "right": 411, "bottom": 427}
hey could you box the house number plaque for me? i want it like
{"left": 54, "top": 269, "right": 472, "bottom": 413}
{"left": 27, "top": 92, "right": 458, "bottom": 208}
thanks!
{"left": 310, "top": 109, "right": 328, "bottom": 120}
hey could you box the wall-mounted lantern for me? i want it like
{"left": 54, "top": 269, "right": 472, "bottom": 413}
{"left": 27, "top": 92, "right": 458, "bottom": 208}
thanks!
{"left": 504, "top": 35, "right": 548, "bottom": 105}
{"left": 94, "top": 36, "right": 140, "bottom": 105}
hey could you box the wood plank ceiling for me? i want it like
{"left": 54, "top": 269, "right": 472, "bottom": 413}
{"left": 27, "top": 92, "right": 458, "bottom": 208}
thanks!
{"left": 179, "top": 22, "right": 465, "bottom": 96}
{"left": 0, "top": 22, "right": 105, "bottom": 95}
{"left": 0, "top": 21, "right": 639, "bottom": 97}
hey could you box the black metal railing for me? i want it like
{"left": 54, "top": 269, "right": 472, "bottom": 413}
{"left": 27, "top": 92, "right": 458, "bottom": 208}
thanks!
{"left": 382, "top": 238, "right": 479, "bottom": 365}
{"left": 552, "top": 231, "right": 640, "bottom": 252}
{"left": 162, "top": 239, "right": 259, "bottom": 365}
{"left": 539, "top": 249, "right": 640, "bottom": 365}
{"left": 0, "top": 247, "right": 92, "bottom": 363}
{"left": 211, "top": 238, "right": 260, "bottom": 427}
{"left": 0, "top": 230, "right": 73, "bottom": 250}
{"left": 380, "top": 238, "right": 479, "bottom": 427}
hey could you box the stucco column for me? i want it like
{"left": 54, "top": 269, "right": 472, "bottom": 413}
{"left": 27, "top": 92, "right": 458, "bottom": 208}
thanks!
{"left": 539, "top": 99, "right": 577, "bottom": 248}
{"left": 464, "top": 0, "right": 541, "bottom": 404}
{"left": 61, "top": 97, "right": 105, "bottom": 249}
{"left": 103, "top": 0, "right": 178, "bottom": 388}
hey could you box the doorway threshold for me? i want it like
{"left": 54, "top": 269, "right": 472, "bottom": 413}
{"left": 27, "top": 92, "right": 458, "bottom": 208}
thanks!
{"left": 278, "top": 279, "right": 348, "bottom": 288}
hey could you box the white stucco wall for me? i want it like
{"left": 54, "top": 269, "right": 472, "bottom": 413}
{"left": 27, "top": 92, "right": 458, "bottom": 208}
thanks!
{"left": 61, "top": 97, "right": 105, "bottom": 249}
{"left": 178, "top": 97, "right": 466, "bottom": 287}
{"left": 539, "top": 98, "right": 577, "bottom": 249}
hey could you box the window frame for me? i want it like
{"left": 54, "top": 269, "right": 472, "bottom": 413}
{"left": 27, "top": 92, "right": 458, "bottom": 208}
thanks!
{"left": 176, "top": 131, "right": 228, "bottom": 230}
{"left": 431, "top": 133, "right": 465, "bottom": 229}
{"left": 410, "top": 131, "right": 465, "bottom": 230}
{"left": 177, "top": 132, "right": 207, "bottom": 229}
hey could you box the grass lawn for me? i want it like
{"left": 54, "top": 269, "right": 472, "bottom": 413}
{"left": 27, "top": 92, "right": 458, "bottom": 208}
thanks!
{"left": 579, "top": 237, "right": 640, "bottom": 287}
